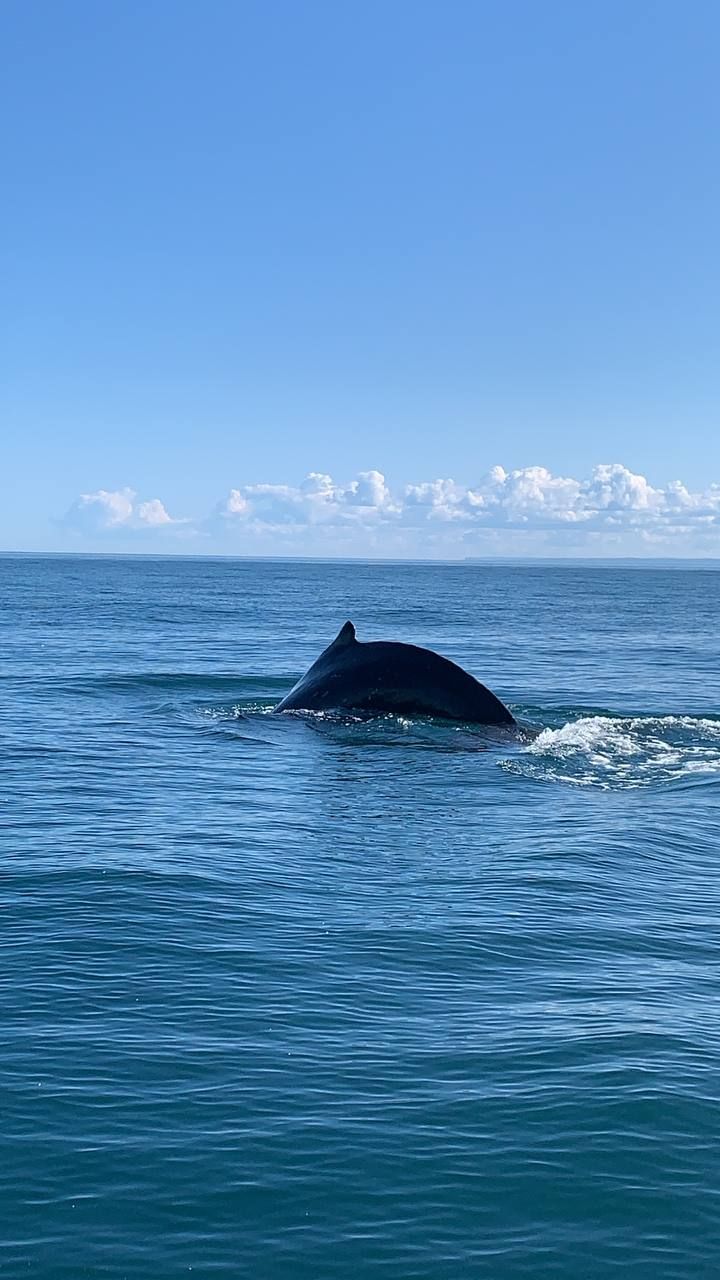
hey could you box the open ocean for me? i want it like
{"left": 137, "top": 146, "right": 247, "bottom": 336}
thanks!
{"left": 2, "top": 554, "right": 720, "bottom": 1279}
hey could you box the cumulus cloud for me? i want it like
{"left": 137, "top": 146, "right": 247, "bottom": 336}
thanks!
{"left": 74, "top": 487, "right": 136, "bottom": 527}
{"left": 135, "top": 498, "right": 175, "bottom": 526}
{"left": 64, "top": 488, "right": 183, "bottom": 533}
{"left": 404, "top": 478, "right": 468, "bottom": 520}
{"left": 214, "top": 468, "right": 397, "bottom": 530}
{"left": 214, "top": 463, "right": 720, "bottom": 552}
{"left": 64, "top": 464, "right": 720, "bottom": 554}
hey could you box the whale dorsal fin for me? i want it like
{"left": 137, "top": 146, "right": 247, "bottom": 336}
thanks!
{"left": 332, "top": 620, "right": 356, "bottom": 647}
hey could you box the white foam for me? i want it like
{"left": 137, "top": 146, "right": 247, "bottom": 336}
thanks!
{"left": 529, "top": 717, "right": 642, "bottom": 760}
{"left": 503, "top": 714, "right": 720, "bottom": 789}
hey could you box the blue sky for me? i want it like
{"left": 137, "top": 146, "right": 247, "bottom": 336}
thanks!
{"left": 2, "top": 0, "right": 720, "bottom": 555}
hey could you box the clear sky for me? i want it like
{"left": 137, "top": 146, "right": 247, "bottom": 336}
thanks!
{"left": 2, "top": 0, "right": 720, "bottom": 555}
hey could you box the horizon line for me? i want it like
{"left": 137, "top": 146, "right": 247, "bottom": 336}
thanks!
{"left": 2, "top": 550, "right": 720, "bottom": 567}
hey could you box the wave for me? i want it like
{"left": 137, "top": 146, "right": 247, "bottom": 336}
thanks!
{"left": 61, "top": 670, "right": 720, "bottom": 789}
{"left": 198, "top": 703, "right": 720, "bottom": 782}
{"left": 65, "top": 672, "right": 293, "bottom": 697}
{"left": 198, "top": 702, "right": 515, "bottom": 751}
{"left": 501, "top": 714, "right": 720, "bottom": 789}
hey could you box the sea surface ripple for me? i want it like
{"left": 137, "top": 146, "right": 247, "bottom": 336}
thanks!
{"left": 2, "top": 556, "right": 719, "bottom": 1278}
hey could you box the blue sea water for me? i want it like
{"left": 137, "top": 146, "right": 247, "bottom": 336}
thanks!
{"left": 2, "top": 555, "right": 720, "bottom": 1279}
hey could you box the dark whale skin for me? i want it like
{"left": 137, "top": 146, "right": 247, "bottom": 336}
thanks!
{"left": 273, "top": 621, "right": 515, "bottom": 726}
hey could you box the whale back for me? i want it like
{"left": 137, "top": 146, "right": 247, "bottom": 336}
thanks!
{"left": 274, "top": 621, "right": 515, "bottom": 726}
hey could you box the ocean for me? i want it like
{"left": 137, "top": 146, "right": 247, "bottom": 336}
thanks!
{"left": 2, "top": 555, "right": 719, "bottom": 1279}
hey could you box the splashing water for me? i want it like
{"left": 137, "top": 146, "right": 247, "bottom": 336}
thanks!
{"left": 503, "top": 714, "right": 720, "bottom": 788}
{"left": 199, "top": 699, "right": 720, "bottom": 787}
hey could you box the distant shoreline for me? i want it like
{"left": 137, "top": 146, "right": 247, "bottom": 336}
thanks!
{"left": 2, "top": 551, "right": 720, "bottom": 569}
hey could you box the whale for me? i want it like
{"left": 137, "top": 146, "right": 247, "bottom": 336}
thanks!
{"left": 273, "top": 621, "right": 515, "bottom": 726}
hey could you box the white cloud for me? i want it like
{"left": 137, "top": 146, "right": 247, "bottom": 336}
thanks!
{"left": 474, "top": 465, "right": 583, "bottom": 524}
{"left": 215, "top": 463, "right": 720, "bottom": 552}
{"left": 344, "top": 469, "right": 393, "bottom": 508}
{"left": 135, "top": 498, "right": 174, "bottom": 526}
{"left": 585, "top": 463, "right": 661, "bottom": 512}
{"left": 404, "top": 478, "right": 468, "bottom": 520}
{"left": 223, "top": 489, "right": 250, "bottom": 516}
{"left": 65, "top": 488, "right": 183, "bottom": 533}
{"left": 76, "top": 487, "right": 136, "bottom": 527}
{"left": 216, "top": 469, "right": 398, "bottom": 530}
{"left": 65, "top": 464, "right": 720, "bottom": 555}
